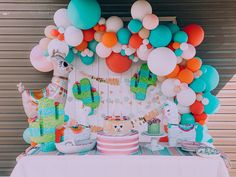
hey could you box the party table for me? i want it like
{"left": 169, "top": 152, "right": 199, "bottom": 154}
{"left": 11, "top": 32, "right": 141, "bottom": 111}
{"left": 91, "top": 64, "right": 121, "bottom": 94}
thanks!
{"left": 10, "top": 144, "right": 229, "bottom": 177}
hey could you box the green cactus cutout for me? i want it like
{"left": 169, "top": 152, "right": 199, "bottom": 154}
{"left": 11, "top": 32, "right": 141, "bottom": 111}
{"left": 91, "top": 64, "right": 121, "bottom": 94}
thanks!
{"left": 130, "top": 63, "right": 157, "bottom": 101}
{"left": 72, "top": 78, "right": 100, "bottom": 115}
{"left": 28, "top": 98, "right": 65, "bottom": 152}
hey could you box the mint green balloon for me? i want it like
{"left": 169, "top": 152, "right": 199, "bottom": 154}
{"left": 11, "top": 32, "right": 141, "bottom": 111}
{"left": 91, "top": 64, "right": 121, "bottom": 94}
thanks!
{"left": 117, "top": 28, "right": 131, "bottom": 44}
{"left": 67, "top": 0, "right": 101, "bottom": 30}
{"left": 203, "top": 92, "right": 220, "bottom": 114}
{"left": 166, "top": 23, "right": 180, "bottom": 34}
{"left": 149, "top": 25, "right": 172, "bottom": 47}
{"left": 128, "top": 19, "right": 142, "bottom": 33}
{"left": 174, "top": 31, "right": 188, "bottom": 43}
{"left": 181, "top": 113, "right": 195, "bottom": 125}
{"left": 88, "top": 40, "right": 98, "bottom": 52}
{"left": 65, "top": 49, "right": 75, "bottom": 64}
{"left": 80, "top": 55, "right": 95, "bottom": 65}
{"left": 190, "top": 78, "right": 206, "bottom": 93}
{"left": 200, "top": 65, "right": 219, "bottom": 92}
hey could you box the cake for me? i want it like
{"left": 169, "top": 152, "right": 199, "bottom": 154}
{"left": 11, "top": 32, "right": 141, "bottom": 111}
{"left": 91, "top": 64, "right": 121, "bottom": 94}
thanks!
{"left": 103, "top": 116, "right": 133, "bottom": 136}
{"left": 147, "top": 118, "right": 161, "bottom": 135}
{"left": 97, "top": 130, "right": 139, "bottom": 155}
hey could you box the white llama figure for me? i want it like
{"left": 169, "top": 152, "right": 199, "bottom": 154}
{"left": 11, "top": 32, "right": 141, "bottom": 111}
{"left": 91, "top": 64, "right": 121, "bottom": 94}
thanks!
{"left": 162, "top": 100, "right": 180, "bottom": 124}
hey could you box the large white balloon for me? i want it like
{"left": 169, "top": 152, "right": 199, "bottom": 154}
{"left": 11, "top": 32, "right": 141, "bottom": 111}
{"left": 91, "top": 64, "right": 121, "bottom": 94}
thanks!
{"left": 48, "top": 39, "right": 69, "bottom": 56}
{"left": 106, "top": 16, "right": 124, "bottom": 32}
{"left": 53, "top": 8, "right": 71, "bottom": 28}
{"left": 147, "top": 47, "right": 177, "bottom": 76}
{"left": 161, "top": 79, "right": 179, "bottom": 97}
{"left": 131, "top": 0, "right": 152, "bottom": 20}
{"left": 181, "top": 44, "right": 196, "bottom": 60}
{"left": 96, "top": 42, "right": 112, "bottom": 58}
{"left": 64, "top": 26, "right": 83, "bottom": 46}
{"left": 176, "top": 88, "right": 196, "bottom": 106}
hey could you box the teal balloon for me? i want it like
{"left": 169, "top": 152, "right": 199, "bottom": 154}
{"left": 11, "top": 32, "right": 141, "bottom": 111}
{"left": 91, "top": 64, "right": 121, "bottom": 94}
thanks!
{"left": 166, "top": 23, "right": 180, "bottom": 35}
{"left": 117, "top": 28, "right": 131, "bottom": 44}
{"left": 80, "top": 54, "right": 95, "bottom": 65}
{"left": 174, "top": 31, "right": 188, "bottom": 43}
{"left": 181, "top": 113, "right": 195, "bottom": 125}
{"left": 149, "top": 25, "right": 172, "bottom": 47}
{"left": 128, "top": 19, "right": 142, "bottom": 33}
{"left": 64, "top": 115, "right": 70, "bottom": 122}
{"left": 203, "top": 92, "right": 220, "bottom": 114}
{"left": 23, "top": 128, "right": 31, "bottom": 144}
{"left": 200, "top": 65, "right": 219, "bottom": 92}
{"left": 65, "top": 49, "right": 75, "bottom": 64}
{"left": 67, "top": 0, "right": 101, "bottom": 30}
{"left": 174, "top": 49, "right": 183, "bottom": 56}
{"left": 88, "top": 40, "right": 98, "bottom": 52}
{"left": 190, "top": 78, "right": 206, "bottom": 93}
{"left": 121, "top": 49, "right": 126, "bottom": 56}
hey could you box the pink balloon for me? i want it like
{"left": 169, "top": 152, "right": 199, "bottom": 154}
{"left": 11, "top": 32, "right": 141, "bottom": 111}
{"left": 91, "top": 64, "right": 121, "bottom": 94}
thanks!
{"left": 30, "top": 45, "right": 53, "bottom": 72}
{"left": 143, "top": 14, "right": 159, "bottom": 30}
{"left": 39, "top": 38, "right": 51, "bottom": 51}
{"left": 181, "top": 44, "right": 196, "bottom": 60}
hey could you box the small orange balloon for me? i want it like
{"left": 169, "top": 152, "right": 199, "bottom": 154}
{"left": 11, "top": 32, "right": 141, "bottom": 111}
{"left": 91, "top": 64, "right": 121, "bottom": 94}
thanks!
{"left": 99, "top": 25, "right": 106, "bottom": 32}
{"left": 178, "top": 69, "right": 194, "bottom": 84}
{"left": 172, "top": 42, "right": 180, "bottom": 49}
{"left": 102, "top": 32, "right": 118, "bottom": 48}
{"left": 129, "top": 34, "right": 143, "bottom": 49}
{"left": 93, "top": 24, "right": 100, "bottom": 31}
{"left": 51, "top": 29, "right": 59, "bottom": 37}
{"left": 83, "top": 29, "right": 95, "bottom": 42}
{"left": 75, "top": 40, "right": 88, "bottom": 51}
{"left": 186, "top": 57, "right": 202, "bottom": 72}
{"left": 167, "top": 65, "right": 180, "bottom": 78}
{"left": 57, "top": 34, "right": 64, "bottom": 41}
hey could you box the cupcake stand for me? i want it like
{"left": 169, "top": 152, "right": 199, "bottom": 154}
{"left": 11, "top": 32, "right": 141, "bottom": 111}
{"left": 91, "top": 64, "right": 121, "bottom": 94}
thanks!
{"left": 142, "top": 132, "right": 167, "bottom": 151}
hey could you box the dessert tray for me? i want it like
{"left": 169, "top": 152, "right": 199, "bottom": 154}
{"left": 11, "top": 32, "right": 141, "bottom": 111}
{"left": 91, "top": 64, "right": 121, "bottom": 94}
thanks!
{"left": 196, "top": 146, "right": 221, "bottom": 158}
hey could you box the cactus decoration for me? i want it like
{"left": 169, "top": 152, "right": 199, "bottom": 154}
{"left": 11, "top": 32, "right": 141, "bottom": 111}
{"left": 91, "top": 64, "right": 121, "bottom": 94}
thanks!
{"left": 28, "top": 98, "right": 65, "bottom": 152}
{"left": 72, "top": 78, "right": 100, "bottom": 115}
{"left": 130, "top": 63, "right": 157, "bottom": 101}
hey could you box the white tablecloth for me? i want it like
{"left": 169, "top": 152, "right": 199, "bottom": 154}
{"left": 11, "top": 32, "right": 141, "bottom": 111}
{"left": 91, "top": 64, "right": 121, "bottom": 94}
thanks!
{"left": 11, "top": 155, "right": 229, "bottom": 177}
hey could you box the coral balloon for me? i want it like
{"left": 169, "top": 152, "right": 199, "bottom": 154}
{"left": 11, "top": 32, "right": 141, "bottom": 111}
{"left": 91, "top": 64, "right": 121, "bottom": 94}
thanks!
{"left": 44, "top": 25, "right": 57, "bottom": 39}
{"left": 184, "top": 24, "right": 205, "bottom": 47}
{"left": 83, "top": 29, "right": 95, "bottom": 42}
{"left": 190, "top": 101, "right": 204, "bottom": 115}
{"left": 96, "top": 42, "right": 112, "bottom": 58}
{"left": 106, "top": 53, "right": 132, "bottom": 73}
{"left": 166, "top": 65, "right": 180, "bottom": 78}
{"left": 194, "top": 113, "right": 207, "bottom": 124}
{"left": 53, "top": 8, "right": 71, "bottom": 28}
{"left": 143, "top": 14, "right": 159, "bottom": 30}
{"left": 106, "top": 16, "right": 124, "bottom": 32}
{"left": 30, "top": 45, "right": 53, "bottom": 72}
{"left": 186, "top": 57, "right": 202, "bottom": 72}
{"left": 75, "top": 40, "right": 88, "bottom": 51}
{"left": 178, "top": 69, "right": 194, "bottom": 84}
{"left": 131, "top": 0, "right": 152, "bottom": 20}
{"left": 102, "top": 32, "right": 118, "bottom": 48}
{"left": 129, "top": 34, "right": 143, "bottom": 49}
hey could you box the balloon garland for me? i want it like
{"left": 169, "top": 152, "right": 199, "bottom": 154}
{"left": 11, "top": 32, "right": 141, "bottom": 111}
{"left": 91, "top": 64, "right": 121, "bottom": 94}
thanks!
{"left": 29, "top": 0, "right": 220, "bottom": 127}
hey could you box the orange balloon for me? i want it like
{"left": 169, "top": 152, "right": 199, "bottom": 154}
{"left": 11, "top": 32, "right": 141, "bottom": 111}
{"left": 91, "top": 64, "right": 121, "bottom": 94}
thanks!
{"left": 178, "top": 69, "right": 194, "bottom": 84}
{"left": 172, "top": 42, "right": 180, "bottom": 49}
{"left": 75, "top": 40, "right": 88, "bottom": 51}
{"left": 106, "top": 53, "right": 132, "bottom": 73}
{"left": 186, "top": 57, "right": 202, "bottom": 72}
{"left": 102, "top": 32, "right": 118, "bottom": 48}
{"left": 57, "top": 34, "right": 64, "bottom": 41}
{"left": 166, "top": 65, "right": 180, "bottom": 78}
{"left": 51, "top": 29, "right": 59, "bottom": 37}
{"left": 129, "top": 34, "right": 143, "bottom": 49}
{"left": 83, "top": 29, "right": 95, "bottom": 42}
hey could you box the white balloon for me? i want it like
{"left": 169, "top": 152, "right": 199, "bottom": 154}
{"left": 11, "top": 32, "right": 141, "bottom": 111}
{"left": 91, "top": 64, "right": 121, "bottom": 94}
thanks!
{"left": 137, "top": 46, "right": 152, "bottom": 61}
{"left": 112, "top": 43, "right": 122, "bottom": 53}
{"left": 53, "top": 8, "right": 71, "bottom": 28}
{"left": 96, "top": 42, "right": 112, "bottom": 58}
{"left": 176, "top": 88, "right": 196, "bottom": 106}
{"left": 161, "top": 79, "right": 179, "bottom": 97}
{"left": 64, "top": 26, "right": 83, "bottom": 47}
{"left": 181, "top": 44, "right": 196, "bottom": 60}
{"left": 106, "top": 16, "right": 124, "bottom": 32}
{"left": 147, "top": 47, "right": 177, "bottom": 76}
{"left": 177, "top": 104, "right": 190, "bottom": 114}
{"left": 48, "top": 39, "right": 69, "bottom": 56}
{"left": 131, "top": 0, "right": 152, "bottom": 20}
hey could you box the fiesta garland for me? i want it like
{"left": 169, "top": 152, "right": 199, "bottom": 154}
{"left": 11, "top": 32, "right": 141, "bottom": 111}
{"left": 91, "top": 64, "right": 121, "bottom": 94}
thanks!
{"left": 29, "top": 0, "right": 220, "bottom": 128}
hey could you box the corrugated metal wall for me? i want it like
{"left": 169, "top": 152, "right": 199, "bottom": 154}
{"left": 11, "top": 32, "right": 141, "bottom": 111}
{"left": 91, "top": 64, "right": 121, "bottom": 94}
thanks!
{"left": 0, "top": 0, "right": 235, "bottom": 176}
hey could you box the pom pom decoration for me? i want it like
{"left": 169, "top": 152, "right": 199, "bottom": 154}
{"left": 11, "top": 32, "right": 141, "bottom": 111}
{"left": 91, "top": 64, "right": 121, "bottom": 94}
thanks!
{"left": 106, "top": 53, "right": 132, "bottom": 73}
{"left": 131, "top": 0, "right": 152, "bottom": 20}
{"left": 184, "top": 24, "right": 205, "bottom": 47}
{"left": 142, "top": 14, "right": 159, "bottom": 30}
{"left": 147, "top": 47, "right": 177, "bottom": 76}
{"left": 102, "top": 32, "right": 118, "bottom": 48}
{"left": 117, "top": 28, "right": 131, "bottom": 45}
{"left": 30, "top": 45, "right": 53, "bottom": 72}
{"left": 67, "top": 0, "right": 101, "bottom": 30}
{"left": 53, "top": 8, "right": 71, "bottom": 28}
{"left": 106, "top": 16, "right": 124, "bottom": 32}
{"left": 149, "top": 25, "right": 172, "bottom": 47}
{"left": 64, "top": 26, "right": 83, "bottom": 46}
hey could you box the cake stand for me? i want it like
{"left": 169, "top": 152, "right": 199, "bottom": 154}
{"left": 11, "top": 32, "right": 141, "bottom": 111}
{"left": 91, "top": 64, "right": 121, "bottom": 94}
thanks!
{"left": 142, "top": 131, "right": 167, "bottom": 151}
